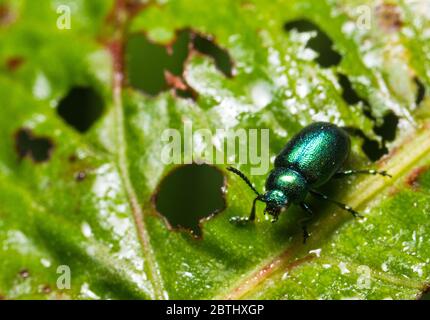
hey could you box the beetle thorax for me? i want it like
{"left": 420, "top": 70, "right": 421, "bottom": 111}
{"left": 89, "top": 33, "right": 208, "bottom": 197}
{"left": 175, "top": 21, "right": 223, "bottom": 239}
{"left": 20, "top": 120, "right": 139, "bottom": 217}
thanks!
{"left": 265, "top": 167, "right": 308, "bottom": 204}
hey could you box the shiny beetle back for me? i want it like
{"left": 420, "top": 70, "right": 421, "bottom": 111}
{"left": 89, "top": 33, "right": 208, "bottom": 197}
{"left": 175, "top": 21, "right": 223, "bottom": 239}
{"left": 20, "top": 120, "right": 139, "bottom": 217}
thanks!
{"left": 274, "top": 122, "right": 350, "bottom": 187}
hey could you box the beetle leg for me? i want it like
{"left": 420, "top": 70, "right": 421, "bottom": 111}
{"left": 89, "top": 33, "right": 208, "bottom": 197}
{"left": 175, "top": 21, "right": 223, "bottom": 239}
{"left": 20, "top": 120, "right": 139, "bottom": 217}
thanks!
{"left": 309, "top": 190, "right": 364, "bottom": 218}
{"left": 299, "top": 202, "right": 314, "bottom": 243}
{"left": 333, "top": 169, "right": 391, "bottom": 179}
{"left": 229, "top": 195, "right": 260, "bottom": 224}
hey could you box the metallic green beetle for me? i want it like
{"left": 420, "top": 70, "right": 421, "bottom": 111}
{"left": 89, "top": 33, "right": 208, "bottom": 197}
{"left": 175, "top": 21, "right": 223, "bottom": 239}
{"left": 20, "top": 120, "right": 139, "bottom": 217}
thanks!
{"left": 228, "top": 122, "right": 391, "bottom": 242}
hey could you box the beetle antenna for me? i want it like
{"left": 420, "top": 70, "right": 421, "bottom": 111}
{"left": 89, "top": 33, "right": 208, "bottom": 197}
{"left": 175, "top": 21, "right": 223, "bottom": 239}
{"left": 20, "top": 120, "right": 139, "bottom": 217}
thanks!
{"left": 227, "top": 166, "right": 261, "bottom": 196}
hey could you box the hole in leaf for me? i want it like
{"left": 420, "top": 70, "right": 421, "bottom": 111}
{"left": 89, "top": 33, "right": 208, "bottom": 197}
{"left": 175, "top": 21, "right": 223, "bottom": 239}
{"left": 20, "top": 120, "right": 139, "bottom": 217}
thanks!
{"left": 338, "top": 73, "right": 365, "bottom": 106}
{"left": 15, "top": 128, "right": 54, "bottom": 163}
{"left": 361, "top": 137, "right": 388, "bottom": 162}
{"left": 338, "top": 73, "right": 376, "bottom": 121}
{"left": 284, "top": 19, "right": 342, "bottom": 68}
{"left": 373, "top": 110, "right": 398, "bottom": 142}
{"left": 343, "top": 127, "right": 388, "bottom": 162}
{"left": 414, "top": 77, "right": 425, "bottom": 106}
{"left": 192, "top": 33, "right": 233, "bottom": 77}
{"left": 57, "top": 87, "right": 105, "bottom": 133}
{"left": 154, "top": 164, "right": 226, "bottom": 237}
{"left": 126, "top": 31, "right": 189, "bottom": 95}
{"left": 337, "top": 73, "right": 399, "bottom": 161}
{"left": 126, "top": 29, "right": 233, "bottom": 97}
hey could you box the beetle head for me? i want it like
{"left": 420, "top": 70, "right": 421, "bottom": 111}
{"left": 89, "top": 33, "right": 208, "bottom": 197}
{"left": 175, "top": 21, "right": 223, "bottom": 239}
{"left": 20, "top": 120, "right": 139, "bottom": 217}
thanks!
{"left": 262, "top": 189, "right": 289, "bottom": 220}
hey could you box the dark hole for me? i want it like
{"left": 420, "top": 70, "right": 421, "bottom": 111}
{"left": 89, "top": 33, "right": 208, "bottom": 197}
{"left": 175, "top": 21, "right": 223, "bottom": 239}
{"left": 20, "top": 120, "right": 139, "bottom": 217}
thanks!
{"left": 361, "top": 138, "right": 388, "bottom": 161}
{"left": 57, "top": 87, "right": 105, "bottom": 133}
{"left": 15, "top": 129, "right": 53, "bottom": 163}
{"left": 192, "top": 33, "right": 233, "bottom": 77}
{"left": 342, "top": 127, "right": 388, "bottom": 162}
{"left": 284, "top": 19, "right": 342, "bottom": 68}
{"left": 414, "top": 77, "right": 426, "bottom": 106}
{"left": 167, "top": 30, "right": 191, "bottom": 76}
{"left": 126, "top": 30, "right": 191, "bottom": 96}
{"left": 126, "top": 29, "right": 233, "bottom": 96}
{"left": 338, "top": 73, "right": 363, "bottom": 105}
{"left": 373, "top": 110, "right": 398, "bottom": 142}
{"left": 155, "top": 164, "right": 225, "bottom": 237}
{"left": 176, "top": 87, "right": 197, "bottom": 99}
{"left": 338, "top": 73, "right": 399, "bottom": 161}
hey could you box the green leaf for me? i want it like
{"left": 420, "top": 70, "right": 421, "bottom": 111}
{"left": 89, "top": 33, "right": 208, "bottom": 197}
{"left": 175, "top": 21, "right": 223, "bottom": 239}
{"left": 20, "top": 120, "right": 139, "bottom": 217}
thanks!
{"left": 0, "top": 0, "right": 429, "bottom": 300}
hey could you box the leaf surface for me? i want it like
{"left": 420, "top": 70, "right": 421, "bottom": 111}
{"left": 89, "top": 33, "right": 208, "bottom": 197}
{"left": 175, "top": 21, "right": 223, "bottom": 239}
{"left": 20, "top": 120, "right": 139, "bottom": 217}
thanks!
{"left": 0, "top": 0, "right": 429, "bottom": 299}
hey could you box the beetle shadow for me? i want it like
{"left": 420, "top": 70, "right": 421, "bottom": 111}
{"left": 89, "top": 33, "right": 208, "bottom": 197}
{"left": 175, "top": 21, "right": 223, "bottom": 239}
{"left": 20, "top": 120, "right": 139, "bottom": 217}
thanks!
{"left": 271, "top": 177, "right": 347, "bottom": 243}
